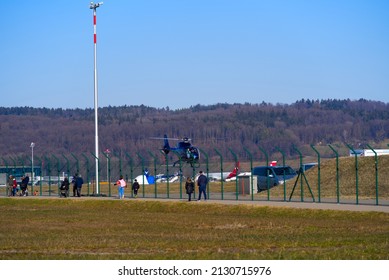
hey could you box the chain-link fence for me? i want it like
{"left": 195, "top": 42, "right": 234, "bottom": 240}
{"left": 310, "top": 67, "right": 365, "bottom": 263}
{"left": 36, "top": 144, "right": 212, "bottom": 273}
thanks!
{"left": 1, "top": 144, "right": 388, "bottom": 206}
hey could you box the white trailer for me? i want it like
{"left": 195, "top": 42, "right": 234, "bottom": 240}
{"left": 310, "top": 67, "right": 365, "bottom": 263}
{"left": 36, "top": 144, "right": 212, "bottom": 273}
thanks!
{"left": 349, "top": 149, "right": 389, "bottom": 157}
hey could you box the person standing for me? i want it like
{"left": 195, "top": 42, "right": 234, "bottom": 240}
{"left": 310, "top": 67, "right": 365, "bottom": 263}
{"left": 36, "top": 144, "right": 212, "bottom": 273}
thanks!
{"left": 132, "top": 179, "right": 140, "bottom": 198}
{"left": 76, "top": 174, "right": 84, "bottom": 197}
{"left": 115, "top": 175, "right": 126, "bottom": 199}
{"left": 20, "top": 174, "right": 29, "bottom": 196}
{"left": 7, "top": 175, "right": 14, "bottom": 197}
{"left": 185, "top": 177, "right": 194, "bottom": 201}
{"left": 12, "top": 176, "right": 18, "bottom": 196}
{"left": 72, "top": 174, "right": 78, "bottom": 197}
{"left": 60, "top": 177, "right": 70, "bottom": 198}
{"left": 197, "top": 170, "right": 208, "bottom": 201}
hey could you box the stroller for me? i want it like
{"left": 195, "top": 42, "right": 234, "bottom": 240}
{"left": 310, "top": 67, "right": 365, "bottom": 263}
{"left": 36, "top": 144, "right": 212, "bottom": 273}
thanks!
{"left": 19, "top": 175, "right": 29, "bottom": 196}
{"left": 20, "top": 184, "right": 29, "bottom": 196}
{"left": 60, "top": 178, "right": 70, "bottom": 198}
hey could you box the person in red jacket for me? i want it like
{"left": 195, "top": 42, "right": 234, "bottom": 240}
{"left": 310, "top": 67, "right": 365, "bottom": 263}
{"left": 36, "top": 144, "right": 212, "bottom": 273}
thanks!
{"left": 12, "top": 176, "right": 18, "bottom": 196}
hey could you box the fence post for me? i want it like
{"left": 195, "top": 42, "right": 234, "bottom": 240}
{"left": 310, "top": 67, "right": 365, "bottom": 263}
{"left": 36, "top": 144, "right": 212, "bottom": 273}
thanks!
{"left": 25, "top": 155, "right": 33, "bottom": 194}
{"left": 258, "top": 146, "right": 270, "bottom": 200}
{"left": 17, "top": 156, "right": 26, "bottom": 175}
{"left": 243, "top": 147, "right": 254, "bottom": 201}
{"left": 293, "top": 146, "right": 304, "bottom": 202}
{"left": 164, "top": 153, "right": 170, "bottom": 198}
{"left": 293, "top": 146, "right": 315, "bottom": 202}
{"left": 214, "top": 149, "right": 224, "bottom": 200}
{"left": 310, "top": 145, "right": 321, "bottom": 203}
{"left": 366, "top": 144, "right": 378, "bottom": 205}
{"left": 328, "top": 145, "right": 340, "bottom": 203}
{"left": 1, "top": 157, "right": 8, "bottom": 172}
{"left": 90, "top": 153, "right": 101, "bottom": 196}
{"left": 114, "top": 151, "right": 123, "bottom": 178}
{"left": 2, "top": 157, "right": 9, "bottom": 196}
{"left": 148, "top": 151, "right": 158, "bottom": 199}
{"left": 137, "top": 152, "right": 146, "bottom": 198}
{"left": 125, "top": 152, "right": 134, "bottom": 197}
{"left": 346, "top": 144, "right": 359, "bottom": 205}
{"left": 275, "top": 147, "right": 287, "bottom": 201}
{"left": 9, "top": 156, "right": 16, "bottom": 171}
{"left": 82, "top": 153, "right": 91, "bottom": 195}
{"left": 52, "top": 154, "right": 61, "bottom": 197}
{"left": 34, "top": 156, "right": 43, "bottom": 196}
{"left": 9, "top": 157, "right": 18, "bottom": 195}
{"left": 228, "top": 148, "right": 239, "bottom": 200}
{"left": 199, "top": 149, "right": 209, "bottom": 199}
{"left": 71, "top": 153, "right": 80, "bottom": 174}
{"left": 172, "top": 151, "right": 183, "bottom": 199}
{"left": 62, "top": 154, "right": 70, "bottom": 179}
{"left": 102, "top": 151, "right": 111, "bottom": 197}
{"left": 44, "top": 156, "right": 52, "bottom": 196}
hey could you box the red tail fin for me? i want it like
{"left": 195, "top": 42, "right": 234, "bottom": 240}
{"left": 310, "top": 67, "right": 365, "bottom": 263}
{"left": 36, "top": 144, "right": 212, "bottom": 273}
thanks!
{"left": 226, "top": 161, "right": 240, "bottom": 179}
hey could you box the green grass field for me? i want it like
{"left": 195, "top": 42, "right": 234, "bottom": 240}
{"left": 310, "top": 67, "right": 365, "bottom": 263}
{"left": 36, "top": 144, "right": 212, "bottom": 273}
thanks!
{"left": 0, "top": 198, "right": 388, "bottom": 260}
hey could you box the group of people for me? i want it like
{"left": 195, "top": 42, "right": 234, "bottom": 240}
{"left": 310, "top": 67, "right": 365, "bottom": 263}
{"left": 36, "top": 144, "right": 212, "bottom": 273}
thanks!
{"left": 7, "top": 174, "right": 29, "bottom": 197}
{"left": 115, "top": 176, "right": 140, "bottom": 199}
{"left": 185, "top": 170, "right": 208, "bottom": 202}
{"left": 114, "top": 170, "right": 208, "bottom": 201}
{"left": 60, "top": 173, "right": 140, "bottom": 199}
{"left": 7, "top": 171, "right": 208, "bottom": 201}
{"left": 59, "top": 174, "right": 83, "bottom": 198}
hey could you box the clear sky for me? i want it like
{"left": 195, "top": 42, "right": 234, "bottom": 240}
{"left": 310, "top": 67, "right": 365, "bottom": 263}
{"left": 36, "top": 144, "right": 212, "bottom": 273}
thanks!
{"left": 1, "top": 0, "right": 388, "bottom": 110}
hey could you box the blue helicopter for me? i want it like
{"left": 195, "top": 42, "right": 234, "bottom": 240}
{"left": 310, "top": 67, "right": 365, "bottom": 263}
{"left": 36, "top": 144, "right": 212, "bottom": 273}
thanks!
{"left": 159, "top": 134, "right": 200, "bottom": 167}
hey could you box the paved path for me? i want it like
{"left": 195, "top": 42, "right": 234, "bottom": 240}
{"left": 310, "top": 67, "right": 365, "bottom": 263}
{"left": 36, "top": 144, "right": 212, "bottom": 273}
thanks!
{"left": 140, "top": 198, "right": 389, "bottom": 213}
{"left": 2, "top": 195, "right": 388, "bottom": 213}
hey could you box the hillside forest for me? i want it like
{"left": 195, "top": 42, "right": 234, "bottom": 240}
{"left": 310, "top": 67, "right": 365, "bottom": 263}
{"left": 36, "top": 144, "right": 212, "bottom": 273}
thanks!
{"left": 1, "top": 99, "right": 389, "bottom": 163}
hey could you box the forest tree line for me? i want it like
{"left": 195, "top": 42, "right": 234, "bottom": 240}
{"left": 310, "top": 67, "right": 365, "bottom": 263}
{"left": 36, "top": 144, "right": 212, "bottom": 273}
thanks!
{"left": 1, "top": 98, "right": 389, "bottom": 162}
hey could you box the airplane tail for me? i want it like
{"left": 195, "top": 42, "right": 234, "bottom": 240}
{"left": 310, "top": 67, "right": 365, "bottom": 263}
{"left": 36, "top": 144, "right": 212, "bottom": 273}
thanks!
{"left": 161, "top": 134, "right": 170, "bottom": 155}
{"left": 226, "top": 161, "right": 240, "bottom": 180}
{"left": 144, "top": 169, "right": 155, "bottom": 184}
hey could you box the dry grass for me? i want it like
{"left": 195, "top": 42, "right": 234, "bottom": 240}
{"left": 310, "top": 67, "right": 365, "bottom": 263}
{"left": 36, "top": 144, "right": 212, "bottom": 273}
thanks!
{"left": 283, "top": 155, "right": 389, "bottom": 201}
{"left": 0, "top": 198, "right": 388, "bottom": 260}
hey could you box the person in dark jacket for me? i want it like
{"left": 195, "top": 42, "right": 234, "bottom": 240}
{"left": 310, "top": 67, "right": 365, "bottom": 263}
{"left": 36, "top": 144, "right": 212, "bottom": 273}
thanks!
{"left": 185, "top": 177, "right": 194, "bottom": 201}
{"left": 75, "top": 174, "right": 84, "bottom": 197}
{"left": 132, "top": 179, "right": 140, "bottom": 198}
{"left": 197, "top": 170, "right": 208, "bottom": 201}
{"left": 20, "top": 175, "right": 29, "bottom": 196}
{"left": 60, "top": 177, "right": 70, "bottom": 198}
{"left": 72, "top": 174, "right": 78, "bottom": 197}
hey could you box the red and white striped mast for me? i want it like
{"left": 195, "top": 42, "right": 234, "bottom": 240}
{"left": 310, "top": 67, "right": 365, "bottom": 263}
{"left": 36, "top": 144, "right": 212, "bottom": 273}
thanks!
{"left": 90, "top": 2, "right": 103, "bottom": 195}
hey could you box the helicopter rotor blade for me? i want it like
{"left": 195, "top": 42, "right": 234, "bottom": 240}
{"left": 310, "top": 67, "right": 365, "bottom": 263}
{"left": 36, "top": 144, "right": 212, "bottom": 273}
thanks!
{"left": 150, "top": 137, "right": 182, "bottom": 141}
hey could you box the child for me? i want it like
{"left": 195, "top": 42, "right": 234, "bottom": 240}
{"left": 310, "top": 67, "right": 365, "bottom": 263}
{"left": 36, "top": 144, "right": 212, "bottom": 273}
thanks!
{"left": 132, "top": 179, "right": 140, "bottom": 198}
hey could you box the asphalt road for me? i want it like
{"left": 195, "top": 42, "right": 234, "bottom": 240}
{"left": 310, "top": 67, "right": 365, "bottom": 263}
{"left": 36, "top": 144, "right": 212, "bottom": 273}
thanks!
{"left": 140, "top": 198, "right": 389, "bottom": 213}
{"left": 4, "top": 194, "right": 387, "bottom": 213}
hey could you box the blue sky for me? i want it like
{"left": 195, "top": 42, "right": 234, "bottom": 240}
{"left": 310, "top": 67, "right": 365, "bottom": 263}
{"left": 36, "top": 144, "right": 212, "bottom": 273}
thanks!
{"left": 1, "top": 0, "right": 388, "bottom": 110}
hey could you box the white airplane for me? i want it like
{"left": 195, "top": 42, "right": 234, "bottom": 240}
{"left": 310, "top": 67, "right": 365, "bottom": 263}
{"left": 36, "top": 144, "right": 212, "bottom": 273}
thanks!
{"left": 134, "top": 169, "right": 181, "bottom": 185}
{"left": 197, "top": 162, "right": 240, "bottom": 182}
{"left": 134, "top": 162, "right": 240, "bottom": 185}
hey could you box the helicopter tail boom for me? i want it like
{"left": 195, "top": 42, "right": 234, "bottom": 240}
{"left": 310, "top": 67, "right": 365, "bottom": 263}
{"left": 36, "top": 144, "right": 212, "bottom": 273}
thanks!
{"left": 161, "top": 134, "right": 171, "bottom": 155}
